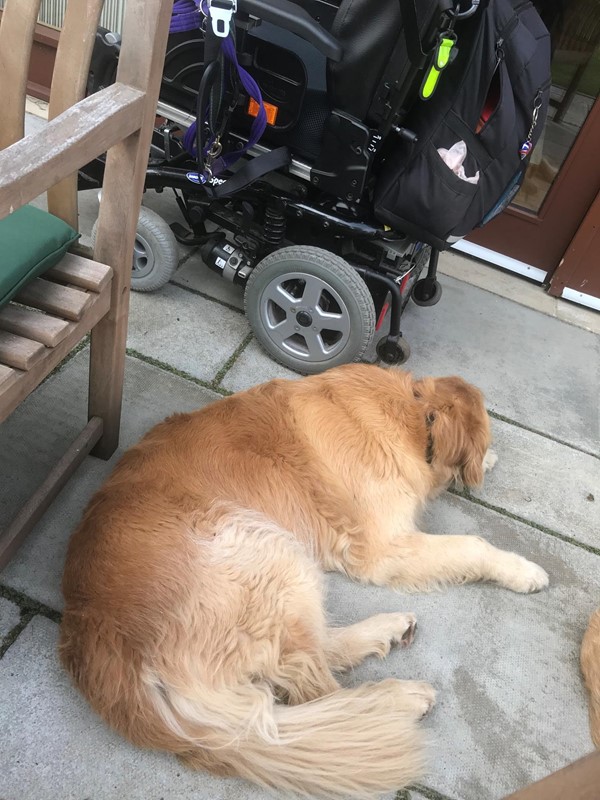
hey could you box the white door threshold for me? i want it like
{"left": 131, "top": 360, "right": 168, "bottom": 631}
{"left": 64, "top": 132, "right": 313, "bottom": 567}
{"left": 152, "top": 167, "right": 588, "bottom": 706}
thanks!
{"left": 452, "top": 239, "right": 548, "bottom": 283}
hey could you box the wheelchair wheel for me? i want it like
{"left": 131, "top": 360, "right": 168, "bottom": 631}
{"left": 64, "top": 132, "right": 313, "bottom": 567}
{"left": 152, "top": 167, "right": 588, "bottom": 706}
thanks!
{"left": 91, "top": 206, "right": 178, "bottom": 292}
{"left": 412, "top": 277, "right": 442, "bottom": 307}
{"left": 244, "top": 246, "right": 376, "bottom": 375}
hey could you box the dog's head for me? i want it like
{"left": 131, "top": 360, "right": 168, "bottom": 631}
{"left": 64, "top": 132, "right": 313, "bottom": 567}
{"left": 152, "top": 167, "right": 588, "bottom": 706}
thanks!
{"left": 413, "top": 375, "right": 492, "bottom": 489}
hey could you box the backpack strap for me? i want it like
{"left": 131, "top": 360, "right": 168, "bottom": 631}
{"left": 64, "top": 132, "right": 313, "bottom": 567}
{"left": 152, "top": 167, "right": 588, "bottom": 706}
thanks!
{"left": 398, "top": 0, "right": 428, "bottom": 67}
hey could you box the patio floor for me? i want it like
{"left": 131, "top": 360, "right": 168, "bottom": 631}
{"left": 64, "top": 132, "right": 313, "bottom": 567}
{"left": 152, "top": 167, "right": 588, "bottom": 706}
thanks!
{"left": 1, "top": 123, "right": 599, "bottom": 800}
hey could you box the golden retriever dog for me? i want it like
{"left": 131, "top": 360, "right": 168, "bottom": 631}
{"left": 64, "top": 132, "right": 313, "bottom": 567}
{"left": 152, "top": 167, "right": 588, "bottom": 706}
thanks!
{"left": 581, "top": 608, "right": 600, "bottom": 748}
{"left": 60, "top": 364, "right": 548, "bottom": 798}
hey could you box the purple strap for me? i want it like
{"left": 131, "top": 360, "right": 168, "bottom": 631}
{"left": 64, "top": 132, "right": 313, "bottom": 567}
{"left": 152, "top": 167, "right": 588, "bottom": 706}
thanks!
{"left": 181, "top": 33, "right": 268, "bottom": 179}
{"left": 170, "top": 0, "right": 202, "bottom": 34}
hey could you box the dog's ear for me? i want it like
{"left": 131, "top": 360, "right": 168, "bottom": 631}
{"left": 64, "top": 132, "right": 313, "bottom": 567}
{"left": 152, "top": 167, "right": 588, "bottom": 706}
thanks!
{"left": 415, "top": 376, "right": 490, "bottom": 488}
{"left": 461, "top": 435, "right": 486, "bottom": 488}
{"left": 427, "top": 406, "right": 467, "bottom": 474}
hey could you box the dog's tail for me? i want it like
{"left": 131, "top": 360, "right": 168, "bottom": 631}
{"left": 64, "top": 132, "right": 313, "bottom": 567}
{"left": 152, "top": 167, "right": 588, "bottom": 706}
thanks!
{"left": 60, "top": 615, "right": 425, "bottom": 798}
{"left": 150, "top": 676, "right": 427, "bottom": 798}
{"left": 582, "top": 608, "right": 600, "bottom": 748}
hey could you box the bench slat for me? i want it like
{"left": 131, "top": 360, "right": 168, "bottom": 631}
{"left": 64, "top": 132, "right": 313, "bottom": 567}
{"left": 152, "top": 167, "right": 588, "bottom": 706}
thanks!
{"left": 15, "top": 278, "right": 93, "bottom": 322}
{"left": 0, "top": 284, "right": 111, "bottom": 425}
{"left": 0, "top": 363, "right": 18, "bottom": 390}
{"left": 0, "top": 305, "right": 73, "bottom": 348}
{"left": 46, "top": 254, "right": 112, "bottom": 293}
{"left": 0, "top": 330, "right": 46, "bottom": 371}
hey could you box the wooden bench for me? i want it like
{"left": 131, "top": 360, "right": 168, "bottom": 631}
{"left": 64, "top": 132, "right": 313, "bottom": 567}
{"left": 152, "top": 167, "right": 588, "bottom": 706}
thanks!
{"left": 0, "top": 0, "right": 172, "bottom": 567}
{"left": 503, "top": 749, "right": 600, "bottom": 800}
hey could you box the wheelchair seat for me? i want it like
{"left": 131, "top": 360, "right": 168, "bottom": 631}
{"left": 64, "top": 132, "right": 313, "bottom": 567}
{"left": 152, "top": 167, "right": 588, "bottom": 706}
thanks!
{"left": 159, "top": 0, "right": 449, "bottom": 161}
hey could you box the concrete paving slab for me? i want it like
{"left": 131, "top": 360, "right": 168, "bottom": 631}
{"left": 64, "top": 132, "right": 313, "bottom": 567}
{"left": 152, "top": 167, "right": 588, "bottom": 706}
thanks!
{"left": 0, "top": 597, "right": 20, "bottom": 641}
{"left": 326, "top": 491, "right": 600, "bottom": 800}
{"left": 400, "top": 275, "right": 600, "bottom": 453}
{"left": 0, "top": 352, "right": 219, "bottom": 610}
{"left": 174, "top": 252, "right": 246, "bottom": 310}
{"left": 0, "top": 616, "right": 277, "bottom": 800}
{"left": 23, "top": 112, "right": 46, "bottom": 137}
{"left": 75, "top": 188, "right": 100, "bottom": 247}
{"left": 220, "top": 339, "right": 299, "bottom": 393}
{"left": 439, "top": 251, "right": 600, "bottom": 336}
{"left": 128, "top": 282, "right": 250, "bottom": 383}
{"left": 476, "top": 418, "right": 600, "bottom": 548}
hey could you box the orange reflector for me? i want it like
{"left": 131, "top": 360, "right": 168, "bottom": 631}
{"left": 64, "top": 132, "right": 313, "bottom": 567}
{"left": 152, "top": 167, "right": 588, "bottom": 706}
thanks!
{"left": 248, "top": 98, "right": 279, "bottom": 126}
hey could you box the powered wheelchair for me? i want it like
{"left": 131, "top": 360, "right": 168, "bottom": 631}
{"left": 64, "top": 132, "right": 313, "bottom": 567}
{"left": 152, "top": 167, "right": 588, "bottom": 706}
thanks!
{"left": 80, "top": 0, "right": 503, "bottom": 373}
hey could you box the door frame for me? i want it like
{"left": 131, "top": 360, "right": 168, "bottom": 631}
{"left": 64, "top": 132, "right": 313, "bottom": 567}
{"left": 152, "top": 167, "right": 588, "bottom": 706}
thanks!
{"left": 548, "top": 188, "right": 600, "bottom": 309}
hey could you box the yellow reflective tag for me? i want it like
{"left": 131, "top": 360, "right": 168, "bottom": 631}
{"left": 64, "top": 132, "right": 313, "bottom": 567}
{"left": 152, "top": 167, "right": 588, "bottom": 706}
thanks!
{"left": 420, "top": 66, "right": 441, "bottom": 100}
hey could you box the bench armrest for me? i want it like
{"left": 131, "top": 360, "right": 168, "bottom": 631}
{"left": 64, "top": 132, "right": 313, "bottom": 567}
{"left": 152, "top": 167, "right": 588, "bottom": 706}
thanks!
{"left": 0, "top": 83, "right": 145, "bottom": 220}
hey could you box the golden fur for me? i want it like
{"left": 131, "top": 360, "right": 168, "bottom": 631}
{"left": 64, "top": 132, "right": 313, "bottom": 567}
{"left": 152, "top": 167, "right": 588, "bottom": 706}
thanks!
{"left": 581, "top": 608, "right": 600, "bottom": 748}
{"left": 60, "top": 364, "right": 548, "bottom": 798}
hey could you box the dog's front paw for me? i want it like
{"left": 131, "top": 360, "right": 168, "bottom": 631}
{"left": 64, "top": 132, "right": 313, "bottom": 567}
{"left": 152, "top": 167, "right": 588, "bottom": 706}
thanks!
{"left": 483, "top": 448, "right": 498, "bottom": 472}
{"left": 367, "top": 612, "right": 418, "bottom": 656}
{"left": 498, "top": 554, "right": 549, "bottom": 594}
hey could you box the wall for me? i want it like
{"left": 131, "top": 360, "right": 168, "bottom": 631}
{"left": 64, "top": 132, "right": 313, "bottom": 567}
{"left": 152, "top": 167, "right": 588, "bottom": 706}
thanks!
{"left": 0, "top": 0, "right": 125, "bottom": 32}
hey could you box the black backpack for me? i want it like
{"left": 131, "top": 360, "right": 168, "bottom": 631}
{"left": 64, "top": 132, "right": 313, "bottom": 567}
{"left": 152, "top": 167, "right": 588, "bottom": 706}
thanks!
{"left": 374, "top": 0, "right": 552, "bottom": 250}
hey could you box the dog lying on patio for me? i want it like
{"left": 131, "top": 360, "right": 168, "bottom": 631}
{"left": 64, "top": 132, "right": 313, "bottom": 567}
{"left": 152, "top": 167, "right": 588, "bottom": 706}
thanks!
{"left": 581, "top": 608, "right": 600, "bottom": 748}
{"left": 60, "top": 364, "right": 549, "bottom": 798}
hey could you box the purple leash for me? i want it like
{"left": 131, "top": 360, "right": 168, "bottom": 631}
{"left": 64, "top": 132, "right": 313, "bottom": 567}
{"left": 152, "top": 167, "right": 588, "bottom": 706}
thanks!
{"left": 182, "top": 37, "right": 268, "bottom": 180}
{"left": 169, "top": 1, "right": 270, "bottom": 183}
{"left": 170, "top": 0, "right": 202, "bottom": 34}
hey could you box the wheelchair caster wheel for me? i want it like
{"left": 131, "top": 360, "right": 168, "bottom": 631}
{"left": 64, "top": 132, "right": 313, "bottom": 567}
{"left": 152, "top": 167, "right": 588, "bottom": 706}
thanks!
{"left": 376, "top": 336, "right": 411, "bottom": 365}
{"left": 245, "top": 246, "right": 376, "bottom": 375}
{"left": 92, "top": 206, "right": 179, "bottom": 292}
{"left": 412, "top": 278, "right": 442, "bottom": 307}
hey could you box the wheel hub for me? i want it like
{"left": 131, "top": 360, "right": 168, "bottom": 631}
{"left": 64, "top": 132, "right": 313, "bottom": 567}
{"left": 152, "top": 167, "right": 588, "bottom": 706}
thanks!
{"left": 132, "top": 233, "right": 156, "bottom": 278}
{"left": 295, "top": 310, "right": 313, "bottom": 327}
{"left": 259, "top": 271, "right": 352, "bottom": 363}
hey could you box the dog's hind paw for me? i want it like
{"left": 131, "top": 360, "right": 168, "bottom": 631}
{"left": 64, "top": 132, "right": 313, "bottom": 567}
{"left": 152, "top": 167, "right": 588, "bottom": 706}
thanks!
{"left": 368, "top": 612, "right": 418, "bottom": 655}
{"left": 483, "top": 448, "right": 498, "bottom": 472}
{"left": 390, "top": 680, "right": 437, "bottom": 720}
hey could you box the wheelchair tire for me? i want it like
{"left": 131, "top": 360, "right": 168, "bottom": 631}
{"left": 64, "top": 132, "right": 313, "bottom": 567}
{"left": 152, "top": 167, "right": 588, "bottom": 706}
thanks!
{"left": 91, "top": 206, "right": 178, "bottom": 292}
{"left": 412, "top": 278, "right": 442, "bottom": 307}
{"left": 244, "top": 246, "right": 376, "bottom": 375}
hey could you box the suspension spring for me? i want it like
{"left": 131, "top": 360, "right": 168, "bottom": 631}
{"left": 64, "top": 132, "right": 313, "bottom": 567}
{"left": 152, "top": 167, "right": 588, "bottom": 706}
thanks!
{"left": 263, "top": 206, "right": 286, "bottom": 245}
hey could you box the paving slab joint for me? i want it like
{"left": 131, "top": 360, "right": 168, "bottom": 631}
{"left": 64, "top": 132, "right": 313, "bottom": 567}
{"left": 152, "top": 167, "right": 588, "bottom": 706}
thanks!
{"left": 125, "top": 348, "right": 231, "bottom": 396}
{"left": 170, "top": 279, "right": 246, "bottom": 316}
{"left": 0, "top": 584, "right": 61, "bottom": 658}
{"left": 176, "top": 245, "right": 200, "bottom": 270}
{"left": 450, "top": 487, "right": 600, "bottom": 557}
{"left": 401, "top": 784, "right": 459, "bottom": 800}
{"left": 487, "top": 409, "right": 600, "bottom": 461}
{"left": 211, "top": 333, "right": 254, "bottom": 390}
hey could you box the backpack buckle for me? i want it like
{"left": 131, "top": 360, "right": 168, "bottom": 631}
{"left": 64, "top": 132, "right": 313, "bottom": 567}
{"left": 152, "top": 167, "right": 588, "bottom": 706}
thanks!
{"left": 208, "top": 0, "right": 237, "bottom": 37}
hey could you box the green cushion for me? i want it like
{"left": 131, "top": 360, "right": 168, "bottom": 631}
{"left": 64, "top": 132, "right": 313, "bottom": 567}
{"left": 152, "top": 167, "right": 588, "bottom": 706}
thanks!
{"left": 0, "top": 205, "right": 80, "bottom": 309}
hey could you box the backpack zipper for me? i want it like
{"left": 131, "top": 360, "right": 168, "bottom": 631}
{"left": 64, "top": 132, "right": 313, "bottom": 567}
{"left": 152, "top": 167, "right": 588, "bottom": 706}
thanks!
{"left": 495, "top": 38, "right": 505, "bottom": 70}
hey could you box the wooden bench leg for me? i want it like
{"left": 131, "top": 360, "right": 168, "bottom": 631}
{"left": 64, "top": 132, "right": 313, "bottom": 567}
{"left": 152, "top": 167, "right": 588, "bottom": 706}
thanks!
{"left": 87, "top": 133, "right": 143, "bottom": 461}
{"left": 0, "top": 417, "right": 103, "bottom": 569}
{"left": 88, "top": 307, "right": 128, "bottom": 460}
